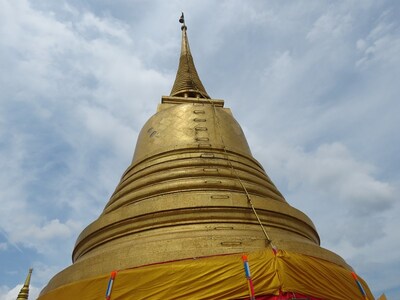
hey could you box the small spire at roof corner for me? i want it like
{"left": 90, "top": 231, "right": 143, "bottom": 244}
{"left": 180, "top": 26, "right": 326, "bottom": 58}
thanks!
{"left": 179, "top": 12, "right": 187, "bottom": 31}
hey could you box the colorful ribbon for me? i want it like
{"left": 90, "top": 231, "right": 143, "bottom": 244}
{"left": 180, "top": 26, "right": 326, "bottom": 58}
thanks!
{"left": 242, "top": 255, "right": 256, "bottom": 300}
{"left": 351, "top": 272, "right": 368, "bottom": 300}
{"left": 105, "top": 270, "right": 117, "bottom": 300}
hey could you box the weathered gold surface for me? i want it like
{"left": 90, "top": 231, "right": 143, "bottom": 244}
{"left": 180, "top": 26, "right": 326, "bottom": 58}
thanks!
{"left": 16, "top": 268, "right": 32, "bottom": 300}
{"left": 41, "top": 94, "right": 351, "bottom": 294}
{"left": 40, "top": 25, "right": 354, "bottom": 296}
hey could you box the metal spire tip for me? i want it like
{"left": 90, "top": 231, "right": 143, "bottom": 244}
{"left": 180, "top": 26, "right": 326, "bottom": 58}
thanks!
{"left": 179, "top": 12, "right": 187, "bottom": 30}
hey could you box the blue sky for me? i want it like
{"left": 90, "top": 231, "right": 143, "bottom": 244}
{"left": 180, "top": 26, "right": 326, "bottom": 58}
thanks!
{"left": 1, "top": 1, "right": 399, "bottom": 299}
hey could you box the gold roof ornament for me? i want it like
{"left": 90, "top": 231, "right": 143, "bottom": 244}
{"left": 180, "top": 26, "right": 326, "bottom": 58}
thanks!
{"left": 170, "top": 13, "right": 210, "bottom": 99}
{"left": 38, "top": 14, "right": 374, "bottom": 299}
{"left": 16, "top": 268, "right": 33, "bottom": 300}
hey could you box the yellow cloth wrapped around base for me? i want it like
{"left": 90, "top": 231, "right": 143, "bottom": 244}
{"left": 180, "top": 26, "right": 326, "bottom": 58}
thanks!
{"left": 38, "top": 249, "right": 374, "bottom": 300}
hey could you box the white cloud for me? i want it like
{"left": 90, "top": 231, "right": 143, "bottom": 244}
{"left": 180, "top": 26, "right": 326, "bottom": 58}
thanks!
{"left": 356, "top": 11, "right": 400, "bottom": 68}
{"left": 307, "top": 12, "right": 353, "bottom": 42}
{"left": 77, "top": 12, "right": 132, "bottom": 42}
{"left": 263, "top": 51, "right": 294, "bottom": 83}
{"left": 24, "top": 219, "right": 73, "bottom": 241}
{"left": 0, "top": 0, "right": 169, "bottom": 241}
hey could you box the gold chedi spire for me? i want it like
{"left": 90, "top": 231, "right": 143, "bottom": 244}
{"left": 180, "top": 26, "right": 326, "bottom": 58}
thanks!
{"left": 16, "top": 268, "right": 33, "bottom": 300}
{"left": 38, "top": 15, "right": 374, "bottom": 300}
{"left": 170, "top": 13, "right": 210, "bottom": 99}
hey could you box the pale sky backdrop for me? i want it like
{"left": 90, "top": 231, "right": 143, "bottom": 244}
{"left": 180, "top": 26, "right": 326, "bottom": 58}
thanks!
{"left": 1, "top": 1, "right": 399, "bottom": 299}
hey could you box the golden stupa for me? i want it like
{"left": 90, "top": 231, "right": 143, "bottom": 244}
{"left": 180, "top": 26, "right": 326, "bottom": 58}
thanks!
{"left": 39, "top": 15, "right": 374, "bottom": 300}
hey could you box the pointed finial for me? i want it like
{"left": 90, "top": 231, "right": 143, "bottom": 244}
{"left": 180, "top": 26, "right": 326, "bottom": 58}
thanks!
{"left": 170, "top": 12, "right": 210, "bottom": 99}
{"left": 16, "top": 268, "right": 33, "bottom": 300}
{"left": 179, "top": 12, "right": 187, "bottom": 30}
